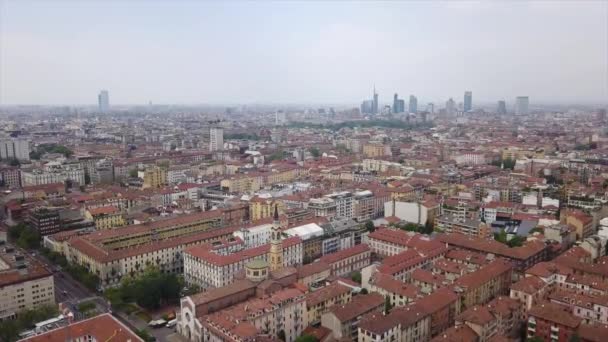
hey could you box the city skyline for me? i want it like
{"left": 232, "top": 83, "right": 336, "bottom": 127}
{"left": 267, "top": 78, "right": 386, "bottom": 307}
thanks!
{"left": 0, "top": 1, "right": 606, "bottom": 105}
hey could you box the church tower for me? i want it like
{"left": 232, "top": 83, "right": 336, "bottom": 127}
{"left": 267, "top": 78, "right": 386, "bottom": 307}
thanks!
{"left": 269, "top": 205, "right": 283, "bottom": 271}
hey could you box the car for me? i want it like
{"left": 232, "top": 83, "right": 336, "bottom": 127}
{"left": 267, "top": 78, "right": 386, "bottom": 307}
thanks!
{"left": 62, "top": 291, "right": 68, "bottom": 295}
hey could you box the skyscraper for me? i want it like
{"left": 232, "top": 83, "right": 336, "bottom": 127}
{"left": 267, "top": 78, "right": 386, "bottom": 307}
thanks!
{"left": 372, "top": 87, "right": 379, "bottom": 114}
{"left": 361, "top": 100, "right": 374, "bottom": 114}
{"left": 497, "top": 100, "right": 507, "bottom": 115}
{"left": 408, "top": 95, "right": 418, "bottom": 114}
{"left": 393, "top": 94, "right": 405, "bottom": 113}
{"left": 464, "top": 91, "right": 472, "bottom": 112}
{"left": 98, "top": 90, "right": 110, "bottom": 113}
{"left": 445, "top": 98, "right": 456, "bottom": 116}
{"left": 209, "top": 127, "right": 224, "bottom": 152}
{"left": 515, "top": 96, "right": 529, "bottom": 115}
{"left": 427, "top": 103, "right": 435, "bottom": 114}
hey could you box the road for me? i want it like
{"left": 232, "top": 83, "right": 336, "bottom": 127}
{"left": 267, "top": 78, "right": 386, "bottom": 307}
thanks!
{"left": 36, "top": 253, "right": 177, "bottom": 341}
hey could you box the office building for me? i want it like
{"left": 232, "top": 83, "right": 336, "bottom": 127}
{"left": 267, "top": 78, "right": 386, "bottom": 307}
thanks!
{"left": 98, "top": 90, "right": 110, "bottom": 113}
{"left": 372, "top": 87, "right": 379, "bottom": 114}
{"left": 497, "top": 100, "right": 507, "bottom": 115}
{"left": 464, "top": 91, "right": 472, "bottom": 112}
{"left": 445, "top": 98, "right": 456, "bottom": 116}
{"left": 393, "top": 94, "right": 405, "bottom": 113}
{"left": 361, "top": 100, "right": 374, "bottom": 114}
{"left": 427, "top": 103, "right": 435, "bottom": 114}
{"left": 408, "top": 95, "right": 418, "bottom": 113}
{"left": 0, "top": 138, "right": 30, "bottom": 161}
{"left": 209, "top": 127, "right": 224, "bottom": 151}
{"left": 515, "top": 96, "right": 529, "bottom": 115}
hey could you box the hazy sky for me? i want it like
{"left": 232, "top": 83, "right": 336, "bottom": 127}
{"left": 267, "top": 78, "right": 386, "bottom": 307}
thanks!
{"left": 1, "top": 1, "right": 606, "bottom": 106}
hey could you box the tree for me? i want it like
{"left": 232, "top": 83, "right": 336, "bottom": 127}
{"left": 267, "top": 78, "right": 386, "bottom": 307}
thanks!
{"left": 364, "top": 221, "right": 375, "bottom": 232}
{"left": 494, "top": 229, "right": 508, "bottom": 244}
{"left": 384, "top": 295, "right": 393, "bottom": 314}
{"left": 129, "top": 169, "right": 139, "bottom": 178}
{"left": 351, "top": 271, "right": 362, "bottom": 284}
{"left": 359, "top": 288, "right": 368, "bottom": 294}
{"left": 295, "top": 335, "right": 318, "bottom": 342}
{"left": 309, "top": 147, "right": 321, "bottom": 158}
{"left": 421, "top": 221, "right": 434, "bottom": 235}
{"left": 507, "top": 235, "right": 525, "bottom": 248}
{"left": 9, "top": 159, "right": 20, "bottom": 166}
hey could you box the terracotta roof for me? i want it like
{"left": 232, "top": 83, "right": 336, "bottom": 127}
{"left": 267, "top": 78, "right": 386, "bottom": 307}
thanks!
{"left": 305, "top": 283, "right": 351, "bottom": 307}
{"left": 430, "top": 325, "right": 478, "bottom": 342}
{"left": 297, "top": 262, "right": 331, "bottom": 279}
{"left": 185, "top": 236, "right": 301, "bottom": 267}
{"left": 22, "top": 313, "right": 143, "bottom": 341}
{"left": 510, "top": 275, "right": 547, "bottom": 294}
{"left": 328, "top": 293, "right": 384, "bottom": 322}
{"left": 319, "top": 244, "right": 370, "bottom": 264}
{"left": 528, "top": 301, "right": 582, "bottom": 328}
{"left": 87, "top": 205, "right": 120, "bottom": 216}
{"left": 454, "top": 259, "right": 512, "bottom": 290}
{"left": 577, "top": 323, "right": 608, "bottom": 342}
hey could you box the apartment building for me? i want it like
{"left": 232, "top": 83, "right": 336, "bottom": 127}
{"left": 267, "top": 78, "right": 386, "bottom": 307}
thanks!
{"left": 319, "top": 244, "right": 371, "bottom": 277}
{"left": 85, "top": 206, "right": 125, "bottom": 230}
{"left": 358, "top": 304, "right": 431, "bottom": 342}
{"left": 182, "top": 236, "right": 302, "bottom": 289}
{"left": 46, "top": 210, "right": 227, "bottom": 288}
{"left": 0, "top": 243, "right": 55, "bottom": 321}
{"left": 321, "top": 293, "right": 384, "bottom": 340}
{"left": 305, "top": 282, "right": 352, "bottom": 324}
{"left": 527, "top": 302, "right": 582, "bottom": 341}
{"left": 453, "top": 259, "right": 513, "bottom": 310}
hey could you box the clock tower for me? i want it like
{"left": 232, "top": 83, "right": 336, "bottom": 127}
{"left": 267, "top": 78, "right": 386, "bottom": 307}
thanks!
{"left": 269, "top": 205, "right": 283, "bottom": 271}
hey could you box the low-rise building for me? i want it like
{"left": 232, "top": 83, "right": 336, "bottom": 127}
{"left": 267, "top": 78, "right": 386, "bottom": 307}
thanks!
{"left": 321, "top": 293, "right": 384, "bottom": 340}
{"left": 319, "top": 244, "right": 371, "bottom": 277}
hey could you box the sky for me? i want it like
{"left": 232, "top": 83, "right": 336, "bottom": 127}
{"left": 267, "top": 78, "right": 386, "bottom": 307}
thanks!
{"left": 0, "top": 1, "right": 607, "bottom": 106}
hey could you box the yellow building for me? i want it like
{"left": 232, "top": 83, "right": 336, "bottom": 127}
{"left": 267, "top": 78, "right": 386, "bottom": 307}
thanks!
{"left": 141, "top": 166, "right": 167, "bottom": 189}
{"left": 249, "top": 197, "right": 285, "bottom": 222}
{"left": 220, "top": 175, "right": 261, "bottom": 193}
{"left": 85, "top": 206, "right": 125, "bottom": 230}
{"left": 305, "top": 283, "right": 351, "bottom": 324}
{"left": 363, "top": 144, "right": 388, "bottom": 158}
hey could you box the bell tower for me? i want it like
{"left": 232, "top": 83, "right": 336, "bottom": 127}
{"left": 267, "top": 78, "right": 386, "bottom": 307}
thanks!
{"left": 269, "top": 205, "right": 283, "bottom": 271}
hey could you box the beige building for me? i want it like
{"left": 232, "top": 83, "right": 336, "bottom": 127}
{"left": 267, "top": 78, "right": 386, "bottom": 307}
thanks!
{"left": 45, "top": 210, "right": 227, "bottom": 289}
{"left": 305, "top": 282, "right": 352, "bottom": 324}
{"left": 321, "top": 293, "right": 384, "bottom": 340}
{"left": 141, "top": 166, "right": 167, "bottom": 189}
{"left": 0, "top": 244, "right": 55, "bottom": 320}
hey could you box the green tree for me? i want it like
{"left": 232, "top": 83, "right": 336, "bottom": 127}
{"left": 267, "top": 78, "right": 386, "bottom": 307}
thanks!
{"left": 384, "top": 295, "right": 393, "bottom": 314}
{"left": 129, "top": 169, "right": 139, "bottom": 178}
{"left": 309, "top": 147, "right": 321, "bottom": 158}
{"left": 295, "top": 335, "right": 318, "bottom": 342}
{"left": 351, "top": 271, "right": 362, "bottom": 284}
{"left": 268, "top": 150, "right": 285, "bottom": 161}
{"left": 507, "top": 235, "right": 525, "bottom": 248}
{"left": 364, "top": 221, "right": 375, "bottom": 232}
{"left": 494, "top": 229, "right": 508, "bottom": 244}
{"left": 359, "top": 288, "right": 368, "bottom": 294}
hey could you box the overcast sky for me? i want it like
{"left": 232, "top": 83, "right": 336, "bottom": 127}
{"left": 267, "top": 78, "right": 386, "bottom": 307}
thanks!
{"left": 1, "top": 1, "right": 606, "bottom": 106}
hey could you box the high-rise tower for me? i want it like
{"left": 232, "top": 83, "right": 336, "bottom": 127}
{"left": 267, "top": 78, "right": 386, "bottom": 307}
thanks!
{"left": 464, "top": 91, "right": 472, "bottom": 112}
